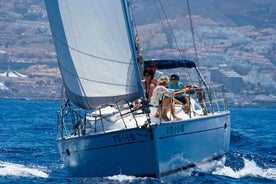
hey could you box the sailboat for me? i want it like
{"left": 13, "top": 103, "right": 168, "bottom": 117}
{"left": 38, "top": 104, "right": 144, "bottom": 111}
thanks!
{"left": 44, "top": 0, "right": 231, "bottom": 178}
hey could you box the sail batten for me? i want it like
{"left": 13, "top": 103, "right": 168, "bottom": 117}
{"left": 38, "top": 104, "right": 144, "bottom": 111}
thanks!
{"left": 45, "top": 0, "right": 142, "bottom": 109}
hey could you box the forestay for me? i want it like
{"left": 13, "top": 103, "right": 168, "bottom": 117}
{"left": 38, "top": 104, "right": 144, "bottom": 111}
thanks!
{"left": 45, "top": 0, "right": 142, "bottom": 109}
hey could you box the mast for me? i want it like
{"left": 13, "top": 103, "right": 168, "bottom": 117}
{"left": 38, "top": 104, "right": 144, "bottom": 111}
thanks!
{"left": 122, "top": 0, "right": 147, "bottom": 101}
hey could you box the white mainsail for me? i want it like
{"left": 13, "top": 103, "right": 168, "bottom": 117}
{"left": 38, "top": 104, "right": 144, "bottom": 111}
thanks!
{"left": 45, "top": 0, "right": 142, "bottom": 109}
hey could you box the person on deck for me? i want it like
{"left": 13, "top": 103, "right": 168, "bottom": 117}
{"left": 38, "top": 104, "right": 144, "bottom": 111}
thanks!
{"left": 169, "top": 74, "right": 206, "bottom": 113}
{"left": 147, "top": 60, "right": 158, "bottom": 77}
{"left": 141, "top": 69, "right": 156, "bottom": 101}
{"left": 169, "top": 74, "right": 191, "bottom": 113}
{"left": 143, "top": 60, "right": 158, "bottom": 86}
{"left": 150, "top": 75, "right": 186, "bottom": 121}
{"left": 136, "top": 61, "right": 158, "bottom": 107}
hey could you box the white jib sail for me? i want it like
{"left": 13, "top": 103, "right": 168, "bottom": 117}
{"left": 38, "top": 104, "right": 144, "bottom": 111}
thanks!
{"left": 45, "top": 0, "right": 142, "bottom": 109}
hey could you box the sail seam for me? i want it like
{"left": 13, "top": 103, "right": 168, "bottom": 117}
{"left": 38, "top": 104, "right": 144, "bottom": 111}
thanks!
{"left": 52, "top": 32, "right": 134, "bottom": 65}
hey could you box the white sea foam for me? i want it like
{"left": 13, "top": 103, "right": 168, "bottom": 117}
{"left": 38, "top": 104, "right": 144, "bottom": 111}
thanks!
{"left": 106, "top": 174, "right": 138, "bottom": 182}
{"left": 0, "top": 161, "right": 48, "bottom": 178}
{"left": 212, "top": 158, "right": 276, "bottom": 180}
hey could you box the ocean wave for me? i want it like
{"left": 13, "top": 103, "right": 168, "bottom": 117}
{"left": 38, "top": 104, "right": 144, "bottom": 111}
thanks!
{"left": 212, "top": 158, "right": 276, "bottom": 180}
{"left": 0, "top": 161, "right": 48, "bottom": 178}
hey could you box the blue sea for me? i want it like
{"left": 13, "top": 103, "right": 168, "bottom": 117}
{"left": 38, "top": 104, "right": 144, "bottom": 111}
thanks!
{"left": 0, "top": 99, "right": 275, "bottom": 183}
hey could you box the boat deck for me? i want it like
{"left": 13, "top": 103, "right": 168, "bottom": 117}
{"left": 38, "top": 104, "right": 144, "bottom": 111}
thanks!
{"left": 84, "top": 100, "right": 207, "bottom": 135}
{"left": 57, "top": 84, "right": 229, "bottom": 139}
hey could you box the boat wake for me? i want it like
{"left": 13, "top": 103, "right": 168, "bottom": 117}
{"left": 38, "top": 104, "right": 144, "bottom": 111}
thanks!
{"left": 212, "top": 158, "right": 276, "bottom": 180}
{"left": 0, "top": 161, "right": 48, "bottom": 178}
{"left": 105, "top": 174, "right": 138, "bottom": 182}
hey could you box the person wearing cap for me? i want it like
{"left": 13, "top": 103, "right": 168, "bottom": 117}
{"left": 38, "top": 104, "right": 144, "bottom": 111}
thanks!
{"left": 150, "top": 75, "right": 185, "bottom": 121}
{"left": 170, "top": 74, "right": 207, "bottom": 113}
{"left": 169, "top": 74, "right": 191, "bottom": 113}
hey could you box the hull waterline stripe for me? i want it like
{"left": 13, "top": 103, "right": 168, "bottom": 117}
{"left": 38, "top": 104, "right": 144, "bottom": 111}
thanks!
{"left": 160, "top": 154, "right": 224, "bottom": 177}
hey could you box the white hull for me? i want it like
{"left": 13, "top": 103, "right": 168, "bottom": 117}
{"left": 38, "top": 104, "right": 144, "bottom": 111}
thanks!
{"left": 57, "top": 112, "right": 230, "bottom": 178}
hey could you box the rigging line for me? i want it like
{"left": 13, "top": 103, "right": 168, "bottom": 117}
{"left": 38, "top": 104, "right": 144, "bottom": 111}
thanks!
{"left": 51, "top": 32, "right": 134, "bottom": 65}
{"left": 153, "top": 0, "right": 173, "bottom": 51}
{"left": 154, "top": 0, "right": 176, "bottom": 56}
{"left": 153, "top": 0, "right": 183, "bottom": 68}
{"left": 187, "top": 0, "right": 199, "bottom": 64}
{"left": 157, "top": 0, "right": 194, "bottom": 83}
{"left": 157, "top": 0, "right": 186, "bottom": 60}
{"left": 186, "top": 0, "right": 203, "bottom": 87}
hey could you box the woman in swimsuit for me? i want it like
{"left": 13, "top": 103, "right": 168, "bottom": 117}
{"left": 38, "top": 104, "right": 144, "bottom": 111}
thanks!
{"left": 141, "top": 69, "right": 156, "bottom": 101}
